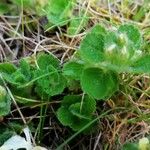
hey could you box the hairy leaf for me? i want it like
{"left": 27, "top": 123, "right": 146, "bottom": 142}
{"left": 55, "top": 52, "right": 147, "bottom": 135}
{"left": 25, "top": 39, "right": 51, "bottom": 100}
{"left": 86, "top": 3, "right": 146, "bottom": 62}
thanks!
{"left": 37, "top": 53, "right": 60, "bottom": 69}
{"left": 19, "top": 59, "right": 32, "bottom": 80}
{"left": 45, "top": 0, "right": 74, "bottom": 26}
{"left": 57, "top": 106, "right": 76, "bottom": 126}
{"left": 57, "top": 95, "right": 96, "bottom": 131}
{"left": 122, "top": 143, "right": 138, "bottom": 150}
{"left": 0, "top": 62, "right": 17, "bottom": 74}
{"left": 61, "top": 95, "right": 81, "bottom": 107}
{"left": 81, "top": 95, "right": 96, "bottom": 115}
{"left": 79, "top": 25, "right": 106, "bottom": 63}
{"left": 63, "top": 61, "right": 84, "bottom": 80}
{"left": 67, "top": 11, "right": 89, "bottom": 35}
{"left": 0, "top": 86, "right": 11, "bottom": 116}
{"left": 69, "top": 103, "right": 91, "bottom": 119}
{"left": 70, "top": 117, "right": 93, "bottom": 131}
{"left": 0, "top": 2, "right": 10, "bottom": 15}
{"left": 118, "top": 24, "right": 142, "bottom": 49}
{"left": 81, "top": 68, "right": 118, "bottom": 99}
{"left": 129, "top": 55, "right": 150, "bottom": 73}
{"left": 34, "top": 65, "right": 66, "bottom": 97}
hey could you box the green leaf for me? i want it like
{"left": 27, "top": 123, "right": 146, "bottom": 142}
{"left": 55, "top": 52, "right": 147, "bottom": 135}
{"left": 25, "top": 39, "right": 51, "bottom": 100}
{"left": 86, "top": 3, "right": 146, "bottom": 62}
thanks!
{"left": 2, "top": 59, "right": 32, "bottom": 87}
{"left": 0, "top": 86, "right": 11, "bottom": 116}
{"left": 0, "top": 62, "right": 17, "bottom": 74}
{"left": 67, "top": 12, "right": 89, "bottom": 35}
{"left": 118, "top": 24, "right": 142, "bottom": 49}
{"left": 57, "top": 106, "right": 94, "bottom": 131}
{"left": 104, "top": 30, "right": 137, "bottom": 67}
{"left": 45, "top": 0, "right": 74, "bottom": 26}
{"left": 122, "top": 143, "right": 138, "bottom": 150}
{"left": 81, "top": 68, "right": 118, "bottom": 99}
{"left": 104, "top": 31, "right": 118, "bottom": 48}
{"left": 0, "top": 128, "right": 14, "bottom": 146}
{"left": 19, "top": 59, "right": 32, "bottom": 80}
{"left": 0, "top": 3, "right": 10, "bottom": 15}
{"left": 61, "top": 95, "right": 81, "bottom": 107}
{"left": 57, "top": 95, "right": 96, "bottom": 131}
{"left": 66, "top": 79, "right": 80, "bottom": 91}
{"left": 57, "top": 106, "right": 76, "bottom": 126}
{"left": 69, "top": 103, "right": 91, "bottom": 120}
{"left": 129, "top": 55, "right": 150, "bottom": 73}
{"left": 70, "top": 117, "right": 93, "bottom": 131}
{"left": 12, "top": 0, "right": 34, "bottom": 9}
{"left": 34, "top": 65, "right": 66, "bottom": 97}
{"left": 81, "top": 95, "right": 96, "bottom": 115}
{"left": 63, "top": 61, "right": 84, "bottom": 80}
{"left": 79, "top": 25, "right": 106, "bottom": 63}
{"left": 37, "top": 53, "right": 60, "bottom": 69}
{"left": 3, "top": 73, "right": 22, "bottom": 86}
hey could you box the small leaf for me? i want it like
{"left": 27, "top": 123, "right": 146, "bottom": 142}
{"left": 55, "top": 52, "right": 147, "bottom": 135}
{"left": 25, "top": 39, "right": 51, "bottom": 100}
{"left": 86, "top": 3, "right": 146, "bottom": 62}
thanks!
{"left": 81, "top": 68, "right": 118, "bottom": 99}
{"left": 19, "top": 59, "right": 32, "bottom": 80}
{"left": 45, "top": 0, "right": 74, "bottom": 26}
{"left": 69, "top": 103, "right": 92, "bottom": 120}
{"left": 81, "top": 95, "right": 96, "bottom": 115}
{"left": 57, "top": 95, "right": 96, "bottom": 131}
{"left": 0, "top": 3, "right": 10, "bottom": 15}
{"left": 70, "top": 117, "right": 93, "bottom": 131}
{"left": 79, "top": 25, "right": 106, "bottom": 63}
{"left": 122, "top": 143, "right": 138, "bottom": 150}
{"left": 34, "top": 65, "right": 66, "bottom": 97}
{"left": 61, "top": 95, "right": 81, "bottom": 107}
{"left": 0, "top": 86, "right": 11, "bottom": 116}
{"left": 67, "top": 12, "right": 89, "bottom": 35}
{"left": 0, "top": 62, "right": 16, "bottom": 74}
{"left": 63, "top": 61, "right": 84, "bottom": 80}
{"left": 57, "top": 106, "right": 76, "bottom": 126}
{"left": 118, "top": 24, "right": 142, "bottom": 49}
{"left": 2, "top": 59, "right": 32, "bottom": 87}
{"left": 37, "top": 53, "right": 60, "bottom": 69}
{"left": 129, "top": 55, "right": 150, "bottom": 73}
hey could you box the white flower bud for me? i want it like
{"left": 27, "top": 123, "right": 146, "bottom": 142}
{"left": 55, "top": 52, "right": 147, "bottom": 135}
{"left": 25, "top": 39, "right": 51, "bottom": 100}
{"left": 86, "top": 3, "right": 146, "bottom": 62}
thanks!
{"left": 106, "top": 44, "right": 116, "bottom": 53}
{"left": 135, "top": 50, "right": 142, "bottom": 57}
{"left": 118, "top": 33, "right": 128, "bottom": 45}
{"left": 131, "top": 50, "right": 142, "bottom": 61}
{"left": 121, "top": 46, "right": 128, "bottom": 55}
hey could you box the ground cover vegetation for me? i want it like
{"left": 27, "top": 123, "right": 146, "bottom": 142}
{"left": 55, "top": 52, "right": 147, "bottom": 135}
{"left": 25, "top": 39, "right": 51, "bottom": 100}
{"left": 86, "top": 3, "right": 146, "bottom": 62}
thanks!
{"left": 0, "top": 0, "right": 150, "bottom": 149}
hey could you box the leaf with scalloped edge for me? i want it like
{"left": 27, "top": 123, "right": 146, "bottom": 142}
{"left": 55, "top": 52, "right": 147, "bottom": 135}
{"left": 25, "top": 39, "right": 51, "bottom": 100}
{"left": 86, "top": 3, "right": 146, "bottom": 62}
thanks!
{"left": 129, "top": 55, "right": 150, "bottom": 73}
{"left": 37, "top": 53, "right": 60, "bottom": 69}
{"left": 118, "top": 24, "right": 142, "bottom": 49}
{"left": 45, "top": 0, "right": 74, "bottom": 26}
{"left": 81, "top": 68, "right": 118, "bottom": 100}
{"left": 63, "top": 61, "right": 84, "bottom": 80}
{"left": 57, "top": 95, "right": 96, "bottom": 131}
{"left": 34, "top": 65, "right": 66, "bottom": 97}
{"left": 79, "top": 25, "right": 106, "bottom": 63}
{"left": 57, "top": 106, "right": 76, "bottom": 126}
{"left": 61, "top": 95, "right": 81, "bottom": 107}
